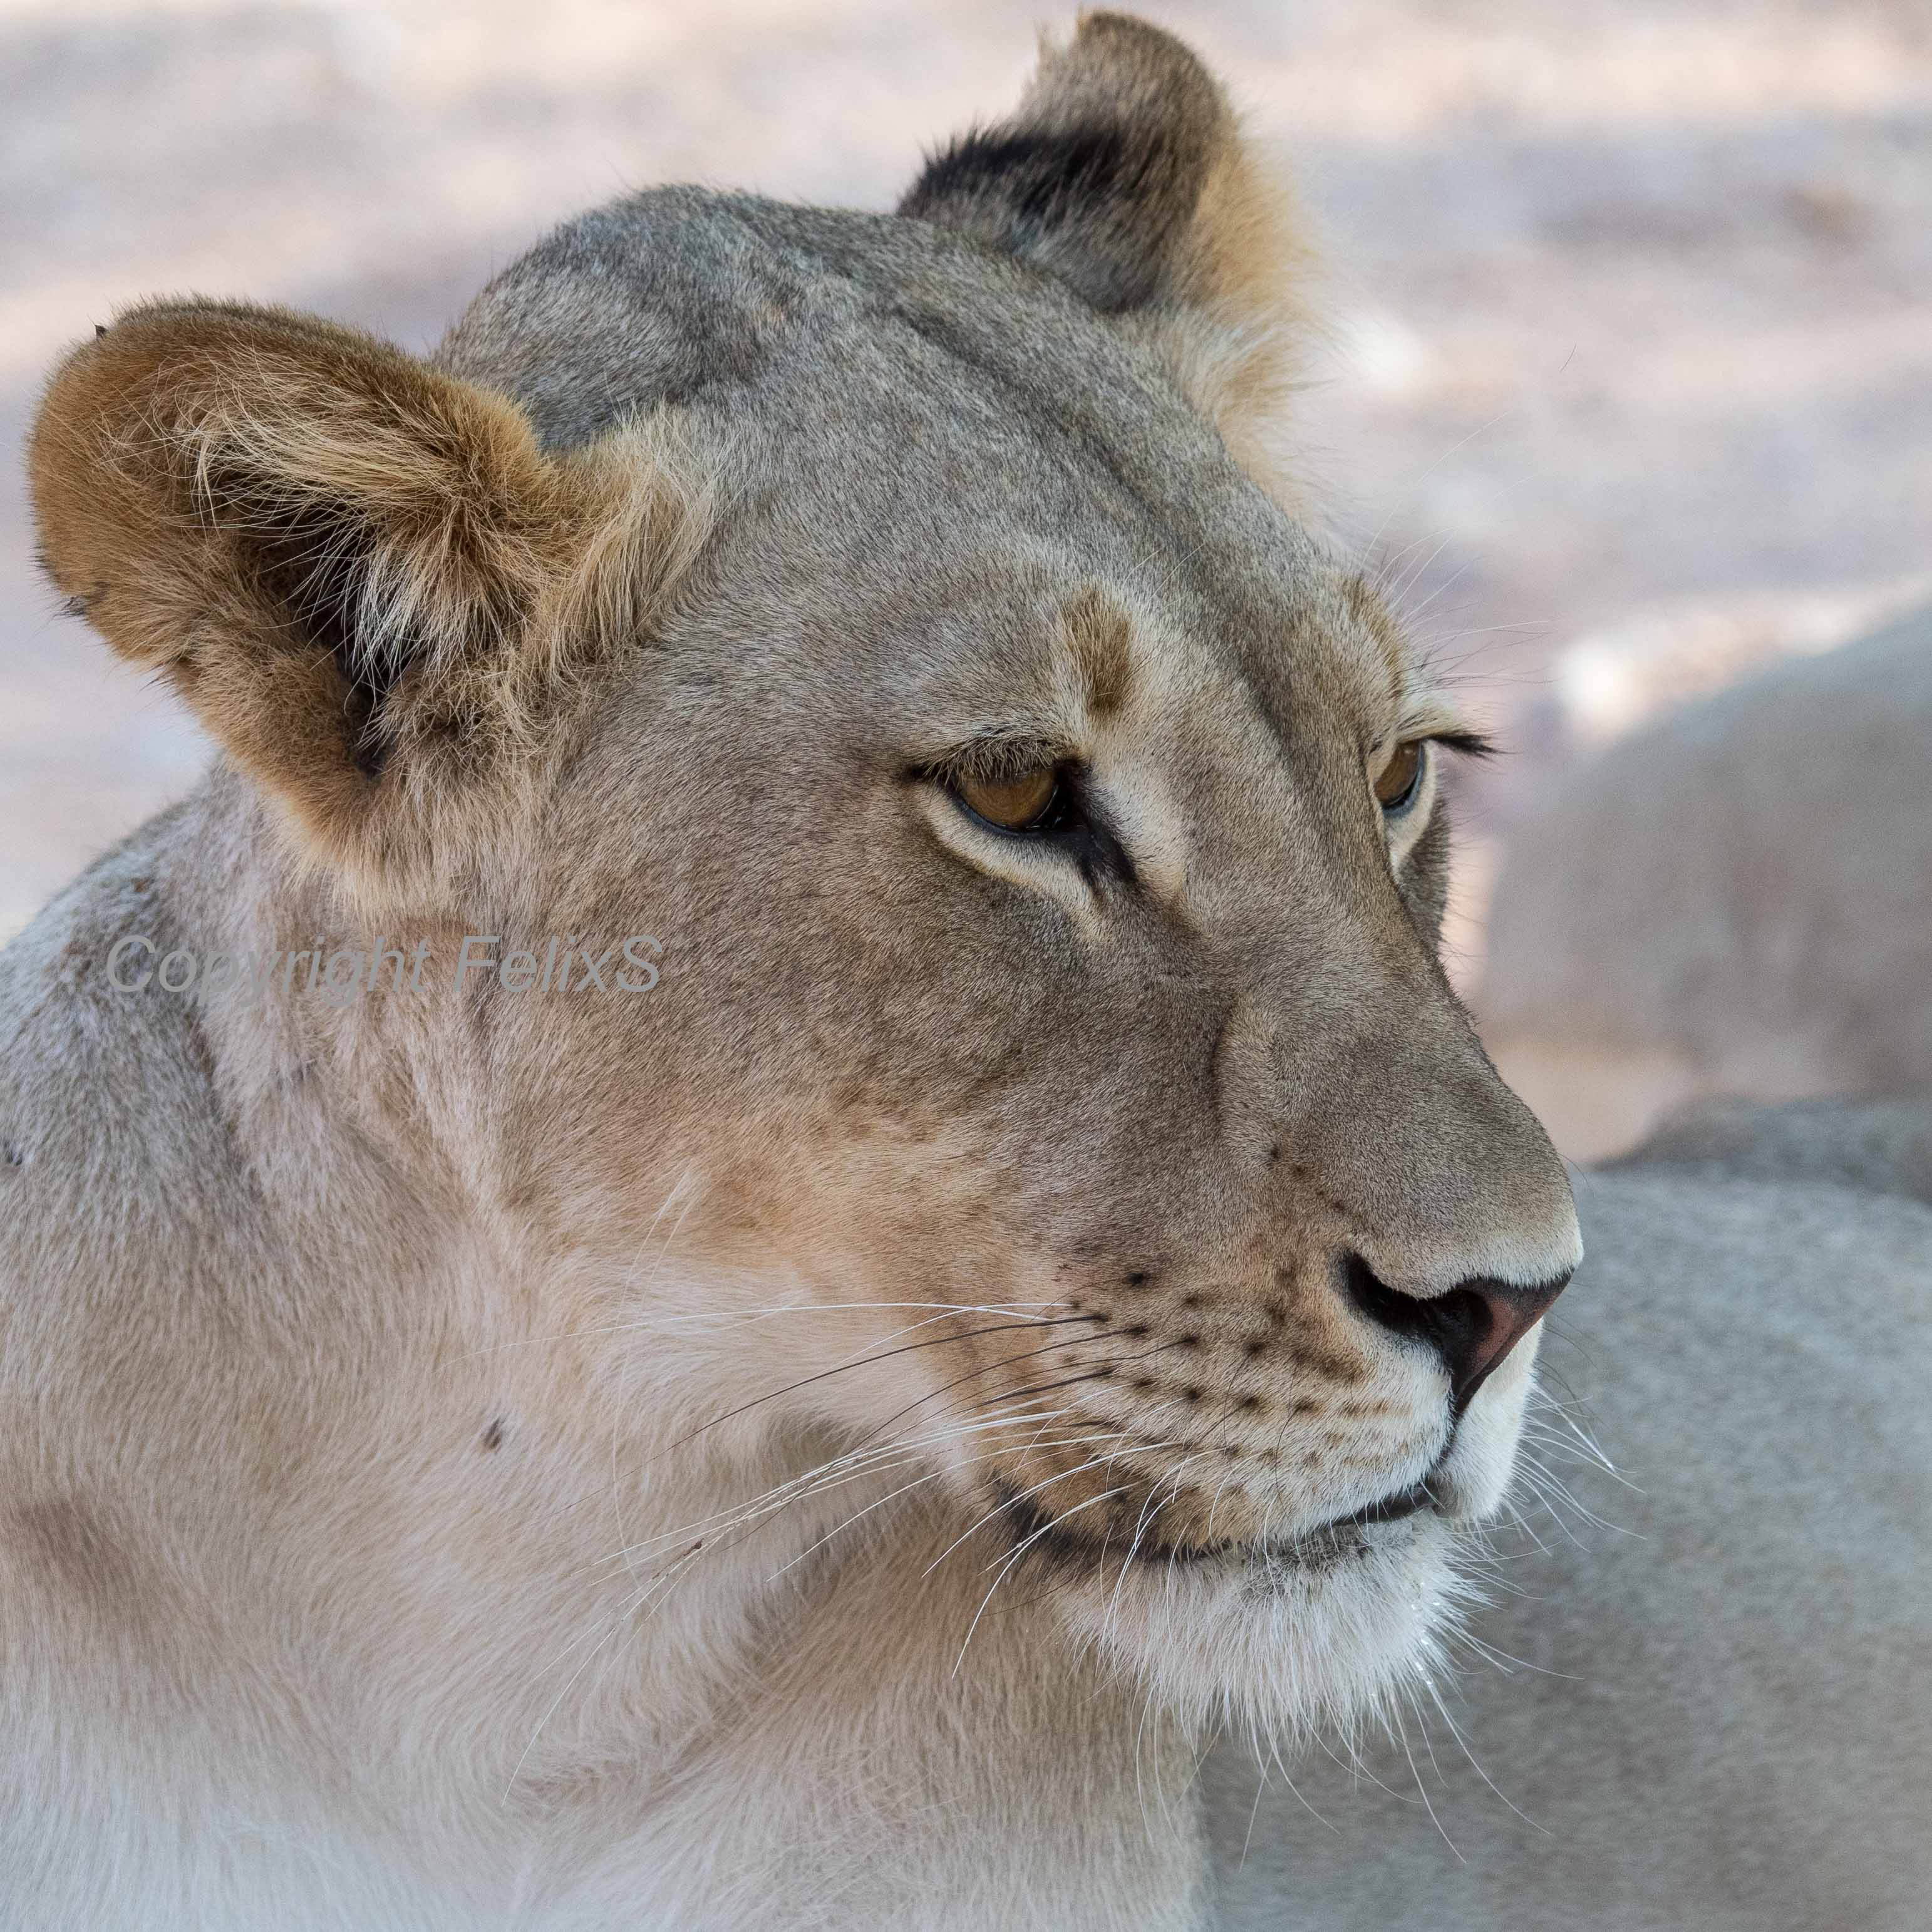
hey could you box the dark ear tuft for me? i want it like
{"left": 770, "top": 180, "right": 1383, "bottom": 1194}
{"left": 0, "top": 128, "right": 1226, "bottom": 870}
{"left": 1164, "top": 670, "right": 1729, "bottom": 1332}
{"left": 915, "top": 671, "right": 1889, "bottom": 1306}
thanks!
{"left": 899, "top": 14, "right": 1318, "bottom": 495}
{"left": 904, "top": 117, "right": 1211, "bottom": 315}
{"left": 899, "top": 14, "right": 1223, "bottom": 314}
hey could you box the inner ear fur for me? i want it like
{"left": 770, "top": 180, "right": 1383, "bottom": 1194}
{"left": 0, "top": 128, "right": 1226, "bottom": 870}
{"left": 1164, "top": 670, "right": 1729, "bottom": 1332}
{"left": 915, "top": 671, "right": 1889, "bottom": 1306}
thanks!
{"left": 29, "top": 299, "right": 697, "bottom": 896}
{"left": 899, "top": 11, "right": 1316, "bottom": 492}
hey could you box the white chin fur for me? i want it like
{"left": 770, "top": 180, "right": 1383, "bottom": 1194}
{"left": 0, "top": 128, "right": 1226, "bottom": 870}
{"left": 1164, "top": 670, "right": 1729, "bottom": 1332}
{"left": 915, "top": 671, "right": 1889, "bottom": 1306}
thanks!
{"left": 1043, "top": 1351, "right": 1544, "bottom": 1747}
{"left": 1045, "top": 1511, "right": 1462, "bottom": 1749}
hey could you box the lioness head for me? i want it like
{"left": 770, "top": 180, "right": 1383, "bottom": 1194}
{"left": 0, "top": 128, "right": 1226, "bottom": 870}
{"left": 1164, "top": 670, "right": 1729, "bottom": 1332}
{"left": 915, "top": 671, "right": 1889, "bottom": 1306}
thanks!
{"left": 30, "top": 16, "right": 1579, "bottom": 1742}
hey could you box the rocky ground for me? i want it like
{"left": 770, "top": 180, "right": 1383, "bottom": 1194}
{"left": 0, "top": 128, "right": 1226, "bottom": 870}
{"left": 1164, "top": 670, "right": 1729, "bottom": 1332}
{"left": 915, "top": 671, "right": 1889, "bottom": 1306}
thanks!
{"left": 4, "top": 0, "right": 1928, "bottom": 1145}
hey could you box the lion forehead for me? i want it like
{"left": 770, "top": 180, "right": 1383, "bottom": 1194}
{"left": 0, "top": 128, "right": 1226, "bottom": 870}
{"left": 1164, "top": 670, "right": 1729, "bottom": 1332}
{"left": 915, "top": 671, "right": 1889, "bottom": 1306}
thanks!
{"left": 434, "top": 189, "right": 1325, "bottom": 622}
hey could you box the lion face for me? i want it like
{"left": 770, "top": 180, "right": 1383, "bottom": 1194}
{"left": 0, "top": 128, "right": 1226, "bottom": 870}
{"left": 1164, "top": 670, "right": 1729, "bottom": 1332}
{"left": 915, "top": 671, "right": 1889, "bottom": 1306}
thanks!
{"left": 30, "top": 16, "right": 1579, "bottom": 1742}
{"left": 503, "top": 322, "right": 1577, "bottom": 1734}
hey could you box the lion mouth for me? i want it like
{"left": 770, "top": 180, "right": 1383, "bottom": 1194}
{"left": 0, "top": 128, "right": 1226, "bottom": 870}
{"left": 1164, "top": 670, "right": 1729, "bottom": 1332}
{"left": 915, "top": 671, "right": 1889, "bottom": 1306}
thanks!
{"left": 989, "top": 1475, "right": 1439, "bottom": 1574}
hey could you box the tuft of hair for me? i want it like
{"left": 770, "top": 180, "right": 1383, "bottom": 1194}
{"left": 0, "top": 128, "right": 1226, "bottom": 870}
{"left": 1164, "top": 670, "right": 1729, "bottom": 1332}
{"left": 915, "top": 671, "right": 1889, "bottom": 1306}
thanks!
{"left": 899, "top": 11, "right": 1322, "bottom": 503}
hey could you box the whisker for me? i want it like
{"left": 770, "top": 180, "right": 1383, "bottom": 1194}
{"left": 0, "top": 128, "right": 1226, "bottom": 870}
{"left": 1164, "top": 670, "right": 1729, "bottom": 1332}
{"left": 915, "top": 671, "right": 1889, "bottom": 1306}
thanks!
{"left": 1391, "top": 1698, "right": 1464, "bottom": 1861}
{"left": 587, "top": 1399, "right": 1101, "bottom": 1574}
{"left": 777, "top": 1425, "right": 1144, "bottom": 1580}
{"left": 660, "top": 1314, "right": 1105, "bottom": 1453}
{"left": 929, "top": 1436, "right": 1176, "bottom": 1579}
{"left": 1422, "top": 1676, "right": 1547, "bottom": 1835}
{"left": 822, "top": 1326, "right": 1150, "bottom": 1467}
{"left": 952, "top": 1481, "right": 1140, "bottom": 1677}
{"left": 459, "top": 1296, "right": 1063, "bottom": 1360}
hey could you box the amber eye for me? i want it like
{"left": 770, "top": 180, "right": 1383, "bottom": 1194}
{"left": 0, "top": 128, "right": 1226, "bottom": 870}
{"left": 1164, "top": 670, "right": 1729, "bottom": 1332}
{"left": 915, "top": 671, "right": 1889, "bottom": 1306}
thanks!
{"left": 1373, "top": 740, "right": 1425, "bottom": 813}
{"left": 955, "top": 765, "right": 1061, "bottom": 833}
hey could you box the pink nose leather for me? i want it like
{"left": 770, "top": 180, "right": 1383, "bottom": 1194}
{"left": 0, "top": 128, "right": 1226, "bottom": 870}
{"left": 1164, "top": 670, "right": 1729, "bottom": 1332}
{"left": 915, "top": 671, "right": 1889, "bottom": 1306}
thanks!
{"left": 1453, "top": 1274, "right": 1569, "bottom": 1408}
{"left": 1343, "top": 1256, "right": 1573, "bottom": 1413}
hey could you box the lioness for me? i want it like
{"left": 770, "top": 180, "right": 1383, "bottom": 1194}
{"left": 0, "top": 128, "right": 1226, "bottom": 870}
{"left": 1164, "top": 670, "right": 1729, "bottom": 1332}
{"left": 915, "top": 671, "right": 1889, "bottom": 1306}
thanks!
{"left": 4, "top": 16, "right": 1925, "bottom": 1931}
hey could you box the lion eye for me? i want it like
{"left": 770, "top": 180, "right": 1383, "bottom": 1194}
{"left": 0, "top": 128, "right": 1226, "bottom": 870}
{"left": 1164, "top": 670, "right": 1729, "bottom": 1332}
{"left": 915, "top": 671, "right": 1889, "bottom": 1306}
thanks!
{"left": 1373, "top": 740, "right": 1425, "bottom": 813}
{"left": 955, "top": 765, "right": 1061, "bottom": 833}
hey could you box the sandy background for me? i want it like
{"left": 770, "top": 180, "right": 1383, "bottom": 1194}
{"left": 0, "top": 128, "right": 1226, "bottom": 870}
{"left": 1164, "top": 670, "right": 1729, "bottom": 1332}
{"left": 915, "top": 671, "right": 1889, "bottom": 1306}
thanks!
{"left": 4, "top": 0, "right": 1929, "bottom": 1087}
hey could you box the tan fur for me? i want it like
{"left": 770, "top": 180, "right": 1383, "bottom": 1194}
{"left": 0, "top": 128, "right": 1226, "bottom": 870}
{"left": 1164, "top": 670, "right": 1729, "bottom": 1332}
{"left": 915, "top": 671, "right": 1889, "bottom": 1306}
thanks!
{"left": 4, "top": 18, "right": 1581, "bottom": 1929}
{"left": 1129, "top": 100, "right": 1321, "bottom": 498}
{"left": 1062, "top": 584, "right": 1134, "bottom": 716}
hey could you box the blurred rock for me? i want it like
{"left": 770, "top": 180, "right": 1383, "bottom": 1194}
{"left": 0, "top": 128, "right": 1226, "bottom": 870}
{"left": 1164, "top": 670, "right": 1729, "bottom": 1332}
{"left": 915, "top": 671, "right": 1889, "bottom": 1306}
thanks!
{"left": 1479, "top": 604, "right": 1932, "bottom": 1159}
{"left": 1609, "top": 1092, "right": 1932, "bottom": 1204}
{"left": 1549, "top": 574, "right": 1932, "bottom": 748}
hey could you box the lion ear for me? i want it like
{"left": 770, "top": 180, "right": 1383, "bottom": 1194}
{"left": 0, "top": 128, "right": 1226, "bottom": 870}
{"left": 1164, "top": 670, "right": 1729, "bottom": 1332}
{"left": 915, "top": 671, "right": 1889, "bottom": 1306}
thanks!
{"left": 897, "top": 12, "right": 1313, "bottom": 484}
{"left": 29, "top": 299, "right": 693, "bottom": 897}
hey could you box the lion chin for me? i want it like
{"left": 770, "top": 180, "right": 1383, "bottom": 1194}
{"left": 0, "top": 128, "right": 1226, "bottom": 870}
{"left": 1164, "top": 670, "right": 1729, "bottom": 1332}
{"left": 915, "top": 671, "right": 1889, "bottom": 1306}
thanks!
{"left": 1022, "top": 1506, "right": 1457, "bottom": 1747}
{"left": 1000, "top": 1361, "right": 1536, "bottom": 1744}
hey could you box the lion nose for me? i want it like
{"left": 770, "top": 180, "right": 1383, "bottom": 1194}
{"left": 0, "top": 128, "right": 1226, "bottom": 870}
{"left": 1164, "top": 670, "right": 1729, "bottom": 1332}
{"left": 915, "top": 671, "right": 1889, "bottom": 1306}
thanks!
{"left": 1342, "top": 1254, "right": 1571, "bottom": 1413}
